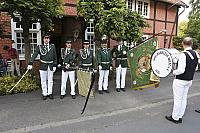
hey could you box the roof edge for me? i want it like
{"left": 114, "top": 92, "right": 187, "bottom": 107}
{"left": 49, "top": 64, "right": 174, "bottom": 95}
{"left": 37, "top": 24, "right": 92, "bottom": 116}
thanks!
{"left": 157, "top": 0, "right": 189, "bottom": 8}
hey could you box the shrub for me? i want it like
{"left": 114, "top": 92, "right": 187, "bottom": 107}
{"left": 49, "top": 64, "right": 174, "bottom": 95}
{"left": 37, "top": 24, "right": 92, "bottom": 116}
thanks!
{"left": 0, "top": 72, "right": 39, "bottom": 96}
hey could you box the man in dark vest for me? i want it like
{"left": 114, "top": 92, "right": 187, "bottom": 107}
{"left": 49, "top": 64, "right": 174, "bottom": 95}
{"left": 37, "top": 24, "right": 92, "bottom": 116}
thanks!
{"left": 27, "top": 34, "right": 57, "bottom": 100}
{"left": 165, "top": 37, "right": 199, "bottom": 124}
{"left": 60, "top": 40, "right": 76, "bottom": 99}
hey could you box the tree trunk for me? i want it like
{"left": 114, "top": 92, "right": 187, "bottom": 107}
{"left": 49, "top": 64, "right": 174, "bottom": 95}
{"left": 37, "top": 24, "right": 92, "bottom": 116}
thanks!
{"left": 94, "top": 31, "right": 102, "bottom": 50}
{"left": 21, "top": 17, "right": 31, "bottom": 66}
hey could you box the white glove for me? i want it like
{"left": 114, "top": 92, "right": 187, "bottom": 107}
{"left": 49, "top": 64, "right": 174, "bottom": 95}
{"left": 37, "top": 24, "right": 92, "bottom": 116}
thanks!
{"left": 65, "top": 64, "right": 70, "bottom": 69}
{"left": 53, "top": 67, "right": 56, "bottom": 72}
{"left": 98, "top": 65, "right": 102, "bottom": 70}
{"left": 57, "top": 64, "right": 61, "bottom": 68}
{"left": 27, "top": 65, "right": 32, "bottom": 70}
{"left": 93, "top": 69, "right": 97, "bottom": 73}
{"left": 110, "top": 66, "right": 112, "bottom": 70}
{"left": 123, "top": 51, "right": 127, "bottom": 55}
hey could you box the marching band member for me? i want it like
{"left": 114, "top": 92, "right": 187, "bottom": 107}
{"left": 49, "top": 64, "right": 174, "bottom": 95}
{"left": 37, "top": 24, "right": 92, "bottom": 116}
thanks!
{"left": 79, "top": 41, "right": 94, "bottom": 71}
{"left": 112, "top": 41, "right": 129, "bottom": 92}
{"left": 27, "top": 34, "right": 57, "bottom": 100}
{"left": 60, "top": 40, "right": 76, "bottom": 99}
{"left": 165, "top": 37, "right": 199, "bottom": 124}
{"left": 96, "top": 39, "right": 112, "bottom": 94}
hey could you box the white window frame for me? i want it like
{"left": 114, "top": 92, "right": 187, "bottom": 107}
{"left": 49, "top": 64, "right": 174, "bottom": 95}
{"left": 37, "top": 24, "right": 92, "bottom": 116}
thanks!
{"left": 11, "top": 17, "right": 41, "bottom": 60}
{"left": 85, "top": 19, "right": 95, "bottom": 52}
{"left": 135, "top": 0, "right": 150, "bottom": 18}
{"left": 126, "top": 0, "right": 135, "bottom": 11}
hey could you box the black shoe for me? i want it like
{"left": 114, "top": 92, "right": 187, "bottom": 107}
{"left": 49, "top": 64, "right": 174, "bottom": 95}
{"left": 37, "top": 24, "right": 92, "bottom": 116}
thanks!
{"left": 121, "top": 88, "right": 126, "bottom": 92}
{"left": 72, "top": 95, "right": 76, "bottom": 99}
{"left": 195, "top": 109, "right": 200, "bottom": 113}
{"left": 165, "top": 116, "right": 179, "bottom": 124}
{"left": 179, "top": 118, "right": 182, "bottom": 123}
{"left": 104, "top": 90, "right": 110, "bottom": 93}
{"left": 116, "top": 88, "right": 120, "bottom": 92}
{"left": 42, "top": 96, "right": 47, "bottom": 100}
{"left": 99, "top": 91, "right": 103, "bottom": 94}
{"left": 48, "top": 94, "right": 54, "bottom": 99}
{"left": 60, "top": 95, "right": 65, "bottom": 99}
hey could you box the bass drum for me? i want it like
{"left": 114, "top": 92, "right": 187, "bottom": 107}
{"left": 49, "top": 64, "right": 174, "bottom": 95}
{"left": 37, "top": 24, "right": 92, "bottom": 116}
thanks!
{"left": 151, "top": 48, "right": 180, "bottom": 78}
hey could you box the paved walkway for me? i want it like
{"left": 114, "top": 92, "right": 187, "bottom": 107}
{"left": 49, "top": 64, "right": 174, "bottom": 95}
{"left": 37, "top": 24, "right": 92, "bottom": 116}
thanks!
{"left": 0, "top": 71, "right": 200, "bottom": 132}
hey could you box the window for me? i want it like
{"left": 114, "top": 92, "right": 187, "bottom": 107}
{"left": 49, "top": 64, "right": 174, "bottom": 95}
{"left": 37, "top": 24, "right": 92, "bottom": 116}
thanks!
{"left": 85, "top": 20, "right": 95, "bottom": 50}
{"left": 138, "top": 1, "right": 143, "bottom": 15}
{"left": 127, "top": 0, "right": 134, "bottom": 11}
{"left": 125, "top": 0, "right": 150, "bottom": 18}
{"left": 136, "top": 0, "right": 150, "bottom": 18}
{"left": 143, "top": 2, "right": 148, "bottom": 17}
{"left": 16, "top": 32, "right": 24, "bottom": 54}
{"left": 11, "top": 17, "right": 41, "bottom": 60}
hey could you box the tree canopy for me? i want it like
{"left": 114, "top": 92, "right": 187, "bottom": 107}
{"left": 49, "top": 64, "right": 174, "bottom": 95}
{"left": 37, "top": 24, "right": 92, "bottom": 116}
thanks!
{"left": 186, "top": 0, "right": 200, "bottom": 44}
{"left": 178, "top": 20, "right": 187, "bottom": 38}
{"left": 0, "top": 0, "right": 63, "bottom": 63}
{"left": 0, "top": 0, "right": 63, "bottom": 31}
{"left": 77, "top": 0, "right": 147, "bottom": 44}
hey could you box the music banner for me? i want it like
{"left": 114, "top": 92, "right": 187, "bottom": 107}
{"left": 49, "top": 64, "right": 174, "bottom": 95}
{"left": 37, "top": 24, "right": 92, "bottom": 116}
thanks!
{"left": 127, "top": 37, "right": 160, "bottom": 90}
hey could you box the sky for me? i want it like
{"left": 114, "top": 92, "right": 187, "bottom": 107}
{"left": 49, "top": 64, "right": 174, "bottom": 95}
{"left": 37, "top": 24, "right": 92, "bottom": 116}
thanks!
{"left": 178, "top": 0, "right": 191, "bottom": 22}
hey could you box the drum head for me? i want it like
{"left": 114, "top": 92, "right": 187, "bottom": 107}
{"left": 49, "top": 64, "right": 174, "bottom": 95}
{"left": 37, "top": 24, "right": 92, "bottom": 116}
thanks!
{"left": 151, "top": 49, "right": 173, "bottom": 77}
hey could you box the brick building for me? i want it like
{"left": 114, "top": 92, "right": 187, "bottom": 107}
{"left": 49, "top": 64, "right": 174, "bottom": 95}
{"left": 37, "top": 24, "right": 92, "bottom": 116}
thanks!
{"left": 0, "top": 0, "right": 188, "bottom": 64}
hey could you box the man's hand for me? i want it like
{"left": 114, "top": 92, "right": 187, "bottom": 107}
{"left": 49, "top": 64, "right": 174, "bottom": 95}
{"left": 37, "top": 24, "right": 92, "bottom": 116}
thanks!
{"left": 110, "top": 66, "right": 112, "bottom": 70}
{"left": 98, "top": 65, "right": 102, "bottom": 70}
{"left": 27, "top": 65, "right": 32, "bottom": 70}
{"left": 53, "top": 67, "right": 56, "bottom": 72}
{"left": 65, "top": 64, "right": 70, "bottom": 69}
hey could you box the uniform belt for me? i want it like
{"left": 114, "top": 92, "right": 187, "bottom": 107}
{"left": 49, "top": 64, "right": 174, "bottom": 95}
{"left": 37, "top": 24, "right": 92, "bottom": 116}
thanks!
{"left": 40, "top": 60, "right": 53, "bottom": 63}
{"left": 101, "top": 62, "right": 110, "bottom": 64}
{"left": 82, "top": 63, "right": 92, "bottom": 66}
{"left": 116, "top": 58, "right": 127, "bottom": 60}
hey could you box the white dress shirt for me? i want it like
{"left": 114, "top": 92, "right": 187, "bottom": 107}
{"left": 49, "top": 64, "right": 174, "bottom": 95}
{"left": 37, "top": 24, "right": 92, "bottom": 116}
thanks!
{"left": 44, "top": 43, "right": 49, "bottom": 51}
{"left": 173, "top": 47, "right": 200, "bottom": 76}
